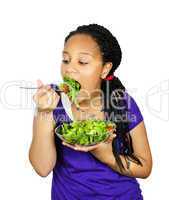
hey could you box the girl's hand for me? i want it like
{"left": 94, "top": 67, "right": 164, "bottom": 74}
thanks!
{"left": 62, "top": 132, "right": 116, "bottom": 164}
{"left": 33, "top": 79, "right": 60, "bottom": 112}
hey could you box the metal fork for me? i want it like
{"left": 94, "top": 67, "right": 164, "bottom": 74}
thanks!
{"left": 19, "top": 86, "right": 64, "bottom": 93}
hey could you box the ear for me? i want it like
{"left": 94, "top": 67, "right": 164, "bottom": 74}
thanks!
{"left": 100, "top": 62, "right": 113, "bottom": 79}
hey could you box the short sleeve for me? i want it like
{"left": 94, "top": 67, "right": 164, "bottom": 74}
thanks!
{"left": 125, "top": 93, "right": 144, "bottom": 132}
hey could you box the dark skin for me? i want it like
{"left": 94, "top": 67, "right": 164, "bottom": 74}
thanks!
{"left": 60, "top": 34, "right": 153, "bottom": 178}
{"left": 61, "top": 34, "right": 113, "bottom": 105}
{"left": 61, "top": 33, "right": 115, "bottom": 150}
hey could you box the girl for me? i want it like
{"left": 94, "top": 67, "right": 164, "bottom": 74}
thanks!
{"left": 29, "top": 24, "right": 153, "bottom": 200}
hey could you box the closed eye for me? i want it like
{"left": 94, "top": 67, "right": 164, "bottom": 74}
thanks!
{"left": 79, "top": 61, "right": 88, "bottom": 65}
{"left": 62, "top": 60, "right": 69, "bottom": 64}
{"left": 62, "top": 60, "right": 88, "bottom": 65}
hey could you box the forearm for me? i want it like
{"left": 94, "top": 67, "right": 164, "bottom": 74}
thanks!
{"left": 107, "top": 154, "right": 151, "bottom": 179}
{"left": 29, "top": 110, "right": 57, "bottom": 177}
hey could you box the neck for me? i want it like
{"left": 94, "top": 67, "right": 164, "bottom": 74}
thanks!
{"left": 74, "top": 88, "right": 103, "bottom": 110}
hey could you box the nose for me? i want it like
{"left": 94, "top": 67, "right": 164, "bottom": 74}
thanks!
{"left": 65, "top": 64, "right": 77, "bottom": 73}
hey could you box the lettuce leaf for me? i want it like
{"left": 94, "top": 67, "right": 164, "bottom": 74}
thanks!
{"left": 59, "top": 76, "right": 81, "bottom": 105}
{"left": 59, "top": 119, "right": 116, "bottom": 146}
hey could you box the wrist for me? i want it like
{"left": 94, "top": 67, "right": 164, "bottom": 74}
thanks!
{"left": 37, "top": 107, "right": 53, "bottom": 113}
{"left": 34, "top": 107, "right": 53, "bottom": 116}
{"left": 108, "top": 154, "right": 133, "bottom": 177}
{"left": 35, "top": 107, "right": 54, "bottom": 123}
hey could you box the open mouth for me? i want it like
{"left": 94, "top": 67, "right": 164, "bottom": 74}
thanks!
{"left": 59, "top": 75, "right": 81, "bottom": 105}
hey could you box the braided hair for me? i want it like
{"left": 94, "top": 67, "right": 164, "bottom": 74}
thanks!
{"left": 64, "top": 23, "right": 143, "bottom": 173}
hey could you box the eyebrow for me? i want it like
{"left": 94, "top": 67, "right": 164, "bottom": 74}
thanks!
{"left": 62, "top": 51, "right": 93, "bottom": 57}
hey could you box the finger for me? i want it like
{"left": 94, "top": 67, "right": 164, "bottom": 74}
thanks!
{"left": 62, "top": 142, "right": 77, "bottom": 150}
{"left": 33, "top": 89, "right": 47, "bottom": 102}
{"left": 37, "top": 88, "right": 48, "bottom": 97}
{"left": 63, "top": 143, "right": 95, "bottom": 152}
{"left": 44, "top": 84, "right": 51, "bottom": 90}
{"left": 73, "top": 144, "right": 89, "bottom": 151}
{"left": 35, "top": 84, "right": 46, "bottom": 95}
{"left": 37, "top": 79, "right": 44, "bottom": 88}
{"left": 33, "top": 94, "right": 37, "bottom": 102}
{"left": 108, "top": 132, "right": 116, "bottom": 138}
{"left": 47, "top": 90, "right": 56, "bottom": 106}
{"left": 38, "top": 87, "right": 51, "bottom": 97}
{"left": 33, "top": 89, "right": 51, "bottom": 107}
{"left": 37, "top": 85, "right": 51, "bottom": 97}
{"left": 62, "top": 142, "right": 100, "bottom": 152}
{"left": 84, "top": 145, "right": 100, "bottom": 151}
{"left": 75, "top": 143, "right": 100, "bottom": 152}
{"left": 74, "top": 144, "right": 89, "bottom": 152}
{"left": 51, "top": 90, "right": 59, "bottom": 102}
{"left": 104, "top": 133, "right": 116, "bottom": 143}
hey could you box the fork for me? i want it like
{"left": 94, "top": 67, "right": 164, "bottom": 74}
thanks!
{"left": 19, "top": 86, "right": 64, "bottom": 93}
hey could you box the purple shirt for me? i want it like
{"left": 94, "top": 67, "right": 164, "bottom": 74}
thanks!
{"left": 51, "top": 84, "right": 144, "bottom": 200}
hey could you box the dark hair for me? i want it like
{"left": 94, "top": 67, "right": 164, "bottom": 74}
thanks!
{"left": 64, "top": 23, "right": 143, "bottom": 173}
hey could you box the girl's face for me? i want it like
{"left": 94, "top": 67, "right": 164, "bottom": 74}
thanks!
{"left": 61, "top": 34, "right": 112, "bottom": 96}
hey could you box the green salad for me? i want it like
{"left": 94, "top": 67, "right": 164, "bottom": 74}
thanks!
{"left": 59, "top": 76, "right": 81, "bottom": 105}
{"left": 56, "top": 119, "right": 116, "bottom": 146}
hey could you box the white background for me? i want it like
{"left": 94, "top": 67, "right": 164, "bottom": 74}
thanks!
{"left": 0, "top": 0, "right": 168, "bottom": 199}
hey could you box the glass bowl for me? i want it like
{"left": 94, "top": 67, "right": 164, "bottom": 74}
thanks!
{"left": 54, "top": 121, "right": 116, "bottom": 147}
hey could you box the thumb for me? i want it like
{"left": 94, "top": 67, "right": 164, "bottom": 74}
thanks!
{"left": 105, "top": 133, "right": 116, "bottom": 144}
{"left": 37, "top": 79, "right": 44, "bottom": 88}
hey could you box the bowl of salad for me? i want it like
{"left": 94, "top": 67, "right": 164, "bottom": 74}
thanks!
{"left": 55, "top": 119, "right": 116, "bottom": 146}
